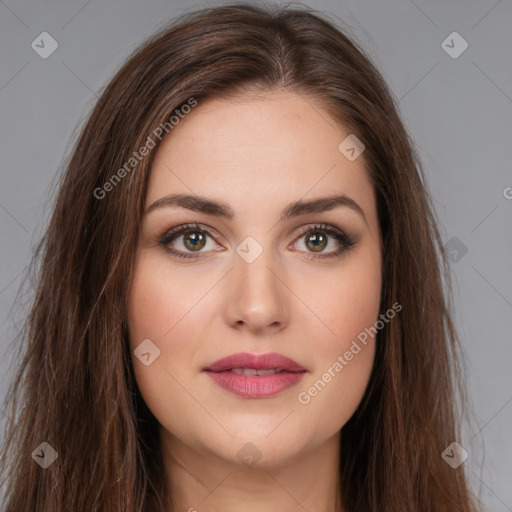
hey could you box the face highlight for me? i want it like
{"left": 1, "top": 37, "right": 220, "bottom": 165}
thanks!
{"left": 126, "top": 90, "right": 382, "bottom": 502}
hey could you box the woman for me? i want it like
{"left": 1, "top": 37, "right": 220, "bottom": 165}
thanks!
{"left": 0, "top": 3, "right": 481, "bottom": 511}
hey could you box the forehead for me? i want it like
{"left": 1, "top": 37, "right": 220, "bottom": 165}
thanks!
{"left": 146, "top": 90, "right": 376, "bottom": 226}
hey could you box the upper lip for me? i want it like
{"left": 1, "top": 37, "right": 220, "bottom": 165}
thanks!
{"left": 203, "top": 352, "right": 306, "bottom": 373}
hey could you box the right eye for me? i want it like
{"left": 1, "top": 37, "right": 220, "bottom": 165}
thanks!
{"left": 159, "top": 222, "right": 223, "bottom": 259}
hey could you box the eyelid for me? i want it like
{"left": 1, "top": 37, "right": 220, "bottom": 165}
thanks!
{"left": 160, "top": 222, "right": 226, "bottom": 244}
{"left": 293, "top": 223, "right": 345, "bottom": 239}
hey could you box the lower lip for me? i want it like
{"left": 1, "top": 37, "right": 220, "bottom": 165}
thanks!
{"left": 204, "top": 370, "right": 306, "bottom": 398}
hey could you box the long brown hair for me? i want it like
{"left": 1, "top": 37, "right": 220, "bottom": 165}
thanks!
{"left": 0, "top": 3, "right": 481, "bottom": 511}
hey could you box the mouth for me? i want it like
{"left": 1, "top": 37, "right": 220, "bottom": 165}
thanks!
{"left": 202, "top": 352, "right": 307, "bottom": 398}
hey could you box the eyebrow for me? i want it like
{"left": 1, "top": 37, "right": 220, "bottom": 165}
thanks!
{"left": 146, "top": 193, "right": 367, "bottom": 224}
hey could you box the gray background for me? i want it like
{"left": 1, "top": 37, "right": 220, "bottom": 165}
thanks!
{"left": 1, "top": 0, "right": 511, "bottom": 510}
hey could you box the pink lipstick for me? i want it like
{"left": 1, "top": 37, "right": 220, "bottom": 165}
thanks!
{"left": 203, "top": 352, "right": 307, "bottom": 398}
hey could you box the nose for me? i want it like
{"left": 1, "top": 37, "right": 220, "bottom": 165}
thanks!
{"left": 223, "top": 246, "right": 289, "bottom": 335}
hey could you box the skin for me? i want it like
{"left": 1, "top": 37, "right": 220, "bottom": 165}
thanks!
{"left": 127, "top": 89, "right": 382, "bottom": 512}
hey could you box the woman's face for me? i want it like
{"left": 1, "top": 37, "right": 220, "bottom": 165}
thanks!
{"left": 127, "top": 90, "right": 382, "bottom": 469}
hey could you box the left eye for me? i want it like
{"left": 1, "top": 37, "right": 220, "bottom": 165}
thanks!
{"left": 293, "top": 228, "right": 342, "bottom": 253}
{"left": 290, "top": 224, "right": 355, "bottom": 259}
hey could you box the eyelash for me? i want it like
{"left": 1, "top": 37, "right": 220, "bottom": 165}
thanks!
{"left": 158, "top": 222, "right": 356, "bottom": 261}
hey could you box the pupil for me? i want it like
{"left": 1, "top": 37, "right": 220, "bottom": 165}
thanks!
{"left": 307, "top": 232, "right": 327, "bottom": 252}
{"left": 185, "top": 231, "right": 205, "bottom": 250}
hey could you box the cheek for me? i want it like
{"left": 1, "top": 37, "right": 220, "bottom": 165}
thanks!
{"left": 297, "top": 343, "right": 376, "bottom": 445}
{"left": 292, "top": 243, "right": 381, "bottom": 434}
{"left": 293, "top": 237, "right": 382, "bottom": 353}
{"left": 126, "top": 253, "right": 200, "bottom": 410}
{"left": 126, "top": 251, "right": 230, "bottom": 424}
{"left": 127, "top": 251, "right": 216, "bottom": 346}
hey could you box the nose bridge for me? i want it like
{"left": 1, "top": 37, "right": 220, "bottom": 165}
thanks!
{"left": 225, "top": 236, "right": 288, "bottom": 331}
{"left": 237, "top": 239, "right": 277, "bottom": 288}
